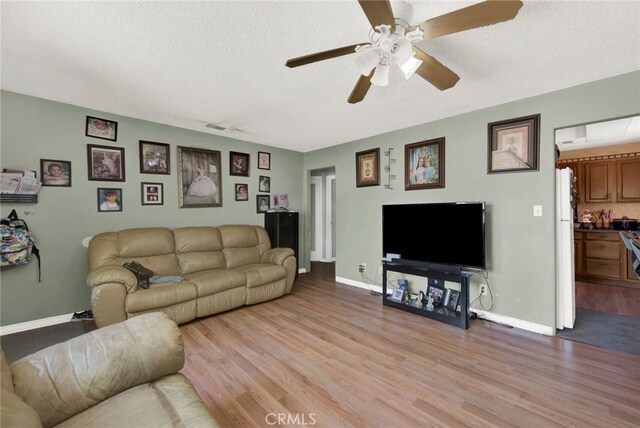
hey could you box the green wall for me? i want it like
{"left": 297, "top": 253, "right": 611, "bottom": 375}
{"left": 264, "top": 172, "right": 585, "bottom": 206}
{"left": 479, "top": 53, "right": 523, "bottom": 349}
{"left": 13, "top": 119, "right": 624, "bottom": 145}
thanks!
{"left": 302, "top": 71, "right": 640, "bottom": 329}
{"left": 2, "top": 71, "right": 639, "bottom": 330}
{"left": 0, "top": 91, "right": 304, "bottom": 326}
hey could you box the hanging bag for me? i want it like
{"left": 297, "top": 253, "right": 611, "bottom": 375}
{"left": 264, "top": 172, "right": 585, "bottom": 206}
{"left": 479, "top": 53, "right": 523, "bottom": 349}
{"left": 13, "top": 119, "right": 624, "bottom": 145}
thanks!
{"left": 1, "top": 209, "right": 41, "bottom": 281}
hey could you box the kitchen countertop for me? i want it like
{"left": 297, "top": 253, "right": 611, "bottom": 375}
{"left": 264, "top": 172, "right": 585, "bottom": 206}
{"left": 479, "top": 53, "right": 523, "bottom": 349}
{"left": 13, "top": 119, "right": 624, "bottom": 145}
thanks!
{"left": 573, "top": 225, "right": 636, "bottom": 234}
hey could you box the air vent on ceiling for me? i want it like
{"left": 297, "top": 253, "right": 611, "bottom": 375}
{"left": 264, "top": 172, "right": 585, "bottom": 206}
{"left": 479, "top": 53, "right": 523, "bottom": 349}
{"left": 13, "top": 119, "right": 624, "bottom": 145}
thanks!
{"left": 205, "top": 123, "right": 227, "bottom": 131}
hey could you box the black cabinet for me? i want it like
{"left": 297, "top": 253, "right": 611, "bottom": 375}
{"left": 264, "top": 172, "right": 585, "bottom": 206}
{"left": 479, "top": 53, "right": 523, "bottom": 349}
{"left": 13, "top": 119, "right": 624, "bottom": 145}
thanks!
{"left": 264, "top": 211, "right": 299, "bottom": 275}
{"left": 382, "top": 262, "right": 472, "bottom": 329}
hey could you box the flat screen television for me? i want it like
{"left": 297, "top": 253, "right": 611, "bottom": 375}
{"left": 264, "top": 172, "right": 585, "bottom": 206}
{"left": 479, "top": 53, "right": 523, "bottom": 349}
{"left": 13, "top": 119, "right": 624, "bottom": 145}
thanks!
{"left": 382, "top": 202, "right": 485, "bottom": 270}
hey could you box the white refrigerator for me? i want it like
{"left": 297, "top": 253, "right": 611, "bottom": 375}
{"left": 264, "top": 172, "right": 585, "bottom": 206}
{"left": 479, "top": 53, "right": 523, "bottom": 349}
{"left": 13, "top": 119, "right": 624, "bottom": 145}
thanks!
{"left": 556, "top": 168, "right": 575, "bottom": 329}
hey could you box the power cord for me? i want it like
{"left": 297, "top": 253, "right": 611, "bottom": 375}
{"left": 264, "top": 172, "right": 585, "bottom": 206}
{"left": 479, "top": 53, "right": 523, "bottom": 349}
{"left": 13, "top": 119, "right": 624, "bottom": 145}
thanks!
{"left": 478, "top": 270, "right": 494, "bottom": 311}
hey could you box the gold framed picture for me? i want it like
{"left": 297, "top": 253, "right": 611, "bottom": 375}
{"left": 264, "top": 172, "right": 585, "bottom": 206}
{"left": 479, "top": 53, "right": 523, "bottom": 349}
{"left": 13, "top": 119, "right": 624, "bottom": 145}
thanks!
{"left": 488, "top": 114, "right": 540, "bottom": 174}
{"left": 177, "top": 146, "right": 222, "bottom": 208}
{"left": 355, "top": 148, "right": 380, "bottom": 187}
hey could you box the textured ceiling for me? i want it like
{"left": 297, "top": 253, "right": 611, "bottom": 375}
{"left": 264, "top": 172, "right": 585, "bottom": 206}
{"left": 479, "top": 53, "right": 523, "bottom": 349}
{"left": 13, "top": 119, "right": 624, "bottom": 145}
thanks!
{"left": 2, "top": 1, "right": 639, "bottom": 153}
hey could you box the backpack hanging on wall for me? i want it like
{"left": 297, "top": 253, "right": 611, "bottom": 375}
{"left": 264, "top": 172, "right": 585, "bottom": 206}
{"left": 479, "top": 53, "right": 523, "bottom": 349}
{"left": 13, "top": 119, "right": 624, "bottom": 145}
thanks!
{"left": 1, "top": 209, "right": 41, "bottom": 281}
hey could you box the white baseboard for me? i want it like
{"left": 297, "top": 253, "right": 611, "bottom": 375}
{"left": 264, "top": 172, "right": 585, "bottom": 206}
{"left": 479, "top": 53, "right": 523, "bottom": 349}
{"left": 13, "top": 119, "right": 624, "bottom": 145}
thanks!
{"left": 335, "top": 276, "right": 383, "bottom": 294}
{"left": 470, "top": 308, "right": 555, "bottom": 336}
{"left": 298, "top": 268, "right": 307, "bottom": 274}
{"left": 0, "top": 313, "right": 73, "bottom": 336}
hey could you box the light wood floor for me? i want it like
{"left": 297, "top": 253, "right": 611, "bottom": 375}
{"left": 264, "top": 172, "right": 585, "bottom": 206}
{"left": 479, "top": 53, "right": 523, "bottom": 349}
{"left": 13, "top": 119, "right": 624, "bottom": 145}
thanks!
{"left": 576, "top": 280, "right": 640, "bottom": 318}
{"left": 180, "top": 264, "right": 640, "bottom": 427}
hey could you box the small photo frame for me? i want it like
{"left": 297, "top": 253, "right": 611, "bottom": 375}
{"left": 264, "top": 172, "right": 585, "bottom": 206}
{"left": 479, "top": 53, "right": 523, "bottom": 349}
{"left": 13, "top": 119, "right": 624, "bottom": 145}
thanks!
{"left": 40, "top": 159, "right": 71, "bottom": 187}
{"left": 427, "top": 284, "right": 445, "bottom": 307}
{"left": 230, "top": 151, "right": 250, "bottom": 176}
{"left": 488, "top": 114, "right": 540, "bottom": 174}
{"left": 443, "top": 288, "right": 460, "bottom": 311}
{"left": 235, "top": 183, "right": 248, "bottom": 201}
{"left": 97, "top": 188, "right": 122, "bottom": 212}
{"left": 258, "top": 151, "right": 271, "bottom": 170}
{"left": 259, "top": 175, "right": 270, "bottom": 193}
{"left": 355, "top": 148, "right": 380, "bottom": 187}
{"left": 390, "top": 288, "right": 405, "bottom": 302}
{"left": 405, "top": 138, "right": 445, "bottom": 190}
{"left": 86, "top": 116, "right": 117, "bottom": 141}
{"left": 272, "top": 193, "right": 289, "bottom": 209}
{"left": 140, "top": 141, "right": 170, "bottom": 175}
{"left": 141, "top": 182, "right": 163, "bottom": 206}
{"left": 88, "top": 144, "right": 125, "bottom": 181}
{"left": 256, "top": 194, "right": 270, "bottom": 213}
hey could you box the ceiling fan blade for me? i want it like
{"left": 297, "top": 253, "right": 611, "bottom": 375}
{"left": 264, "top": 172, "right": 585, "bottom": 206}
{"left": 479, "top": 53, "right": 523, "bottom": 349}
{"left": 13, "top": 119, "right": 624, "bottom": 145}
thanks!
{"left": 358, "top": 0, "right": 396, "bottom": 33}
{"left": 348, "top": 73, "right": 373, "bottom": 104}
{"left": 413, "top": 47, "right": 459, "bottom": 91}
{"left": 418, "top": 0, "right": 523, "bottom": 40}
{"left": 285, "top": 43, "right": 364, "bottom": 68}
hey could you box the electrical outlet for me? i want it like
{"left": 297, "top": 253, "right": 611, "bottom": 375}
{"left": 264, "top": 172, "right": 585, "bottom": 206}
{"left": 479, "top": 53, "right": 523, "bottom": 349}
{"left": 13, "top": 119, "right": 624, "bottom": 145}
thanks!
{"left": 479, "top": 285, "right": 487, "bottom": 296}
{"left": 359, "top": 263, "right": 366, "bottom": 273}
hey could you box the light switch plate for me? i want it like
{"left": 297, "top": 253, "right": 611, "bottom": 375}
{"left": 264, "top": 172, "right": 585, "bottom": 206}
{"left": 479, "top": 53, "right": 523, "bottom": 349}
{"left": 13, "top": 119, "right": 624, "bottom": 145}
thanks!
{"left": 533, "top": 205, "right": 542, "bottom": 217}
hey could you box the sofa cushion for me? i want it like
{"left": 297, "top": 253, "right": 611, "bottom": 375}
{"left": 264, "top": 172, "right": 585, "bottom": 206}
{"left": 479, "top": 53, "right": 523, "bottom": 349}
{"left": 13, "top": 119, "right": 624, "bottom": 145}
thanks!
{"left": 223, "top": 247, "right": 260, "bottom": 268}
{"left": 183, "top": 269, "right": 246, "bottom": 296}
{"left": 232, "top": 264, "right": 287, "bottom": 288}
{"left": 174, "top": 227, "right": 226, "bottom": 274}
{"left": 1, "top": 390, "right": 43, "bottom": 428}
{"left": 126, "top": 281, "right": 197, "bottom": 313}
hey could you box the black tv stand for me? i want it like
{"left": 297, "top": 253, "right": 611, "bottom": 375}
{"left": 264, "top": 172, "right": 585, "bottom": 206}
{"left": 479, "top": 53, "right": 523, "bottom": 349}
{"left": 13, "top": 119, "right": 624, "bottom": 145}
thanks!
{"left": 382, "top": 261, "right": 473, "bottom": 329}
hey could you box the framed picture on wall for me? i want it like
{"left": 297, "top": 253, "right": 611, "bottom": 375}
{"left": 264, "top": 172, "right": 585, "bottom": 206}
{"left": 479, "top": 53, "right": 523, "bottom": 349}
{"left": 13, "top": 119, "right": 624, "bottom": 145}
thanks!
{"left": 97, "top": 188, "right": 122, "bottom": 212}
{"left": 139, "top": 141, "right": 170, "bottom": 175}
{"left": 405, "top": 138, "right": 445, "bottom": 190}
{"left": 259, "top": 175, "right": 270, "bottom": 192}
{"left": 40, "top": 159, "right": 71, "bottom": 187}
{"left": 256, "top": 194, "right": 270, "bottom": 213}
{"left": 230, "top": 151, "right": 250, "bottom": 176}
{"left": 87, "top": 144, "right": 125, "bottom": 181}
{"left": 258, "top": 151, "right": 271, "bottom": 170}
{"left": 355, "top": 148, "right": 380, "bottom": 187}
{"left": 177, "top": 146, "right": 222, "bottom": 208}
{"left": 487, "top": 114, "right": 540, "bottom": 174}
{"left": 86, "top": 116, "right": 118, "bottom": 141}
{"left": 141, "top": 182, "right": 163, "bottom": 205}
{"left": 235, "top": 183, "right": 248, "bottom": 201}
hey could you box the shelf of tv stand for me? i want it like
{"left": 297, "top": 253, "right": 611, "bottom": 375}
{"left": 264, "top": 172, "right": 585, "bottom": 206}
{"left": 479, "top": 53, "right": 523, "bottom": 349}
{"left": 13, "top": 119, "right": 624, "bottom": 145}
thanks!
{"left": 382, "top": 261, "right": 473, "bottom": 329}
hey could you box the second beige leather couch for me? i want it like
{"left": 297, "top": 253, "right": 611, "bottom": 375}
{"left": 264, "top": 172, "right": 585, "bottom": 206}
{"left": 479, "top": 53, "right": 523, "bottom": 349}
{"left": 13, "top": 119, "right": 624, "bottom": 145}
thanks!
{"left": 87, "top": 225, "right": 296, "bottom": 328}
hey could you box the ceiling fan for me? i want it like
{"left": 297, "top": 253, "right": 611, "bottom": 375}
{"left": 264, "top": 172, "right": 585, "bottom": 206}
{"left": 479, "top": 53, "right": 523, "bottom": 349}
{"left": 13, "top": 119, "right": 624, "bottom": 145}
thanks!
{"left": 285, "top": 0, "right": 523, "bottom": 104}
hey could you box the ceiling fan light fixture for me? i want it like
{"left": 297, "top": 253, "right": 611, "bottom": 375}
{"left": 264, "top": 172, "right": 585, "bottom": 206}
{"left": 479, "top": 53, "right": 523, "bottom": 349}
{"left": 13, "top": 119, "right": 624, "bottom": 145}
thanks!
{"left": 355, "top": 46, "right": 380, "bottom": 76}
{"left": 370, "top": 63, "right": 390, "bottom": 87}
{"left": 388, "top": 37, "right": 413, "bottom": 65}
{"left": 398, "top": 54, "right": 423, "bottom": 80}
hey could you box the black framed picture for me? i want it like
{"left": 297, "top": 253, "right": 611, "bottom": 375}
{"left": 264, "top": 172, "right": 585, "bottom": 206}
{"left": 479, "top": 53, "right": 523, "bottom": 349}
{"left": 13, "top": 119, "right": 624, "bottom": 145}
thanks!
{"left": 256, "top": 194, "right": 270, "bottom": 213}
{"left": 259, "top": 176, "right": 270, "bottom": 192}
{"left": 258, "top": 151, "right": 271, "bottom": 170}
{"left": 86, "top": 116, "right": 117, "bottom": 141}
{"left": 405, "top": 138, "right": 445, "bottom": 190}
{"left": 40, "top": 159, "right": 71, "bottom": 187}
{"left": 139, "top": 141, "right": 170, "bottom": 175}
{"left": 355, "top": 148, "right": 380, "bottom": 187}
{"left": 230, "top": 151, "right": 249, "bottom": 176}
{"left": 97, "top": 188, "right": 122, "bottom": 212}
{"left": 141, "top": 182, "right": 163, "bottom": 206}
{"left": 427, "top": 284, "right": 444, "bottom": 307}
{"left": 235, "top": 183, "right": 248, "bottom": 201}
{"left": 487, "top": 114, "right": 540, "bottom": 174}
{"left": 87, "top": 144, "right": 125, "bottom": 181}
{"left": 443, "top": 288, "right": 460, "bottom": 311}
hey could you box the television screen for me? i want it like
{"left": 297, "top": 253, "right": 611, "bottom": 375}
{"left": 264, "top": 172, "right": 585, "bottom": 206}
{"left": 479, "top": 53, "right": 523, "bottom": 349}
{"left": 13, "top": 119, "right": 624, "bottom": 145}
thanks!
{"left": 382, "top": 202, "right": 485, "bottom": 270}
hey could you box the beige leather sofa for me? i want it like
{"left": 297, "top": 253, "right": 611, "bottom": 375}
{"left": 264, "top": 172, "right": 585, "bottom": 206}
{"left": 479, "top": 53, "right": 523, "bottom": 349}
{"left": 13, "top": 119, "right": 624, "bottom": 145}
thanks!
{"left": 87, "top": 225, "right": 296, "bottom": 328}
{"left": 0, "top": 313, "right": 217, "bottom": 428}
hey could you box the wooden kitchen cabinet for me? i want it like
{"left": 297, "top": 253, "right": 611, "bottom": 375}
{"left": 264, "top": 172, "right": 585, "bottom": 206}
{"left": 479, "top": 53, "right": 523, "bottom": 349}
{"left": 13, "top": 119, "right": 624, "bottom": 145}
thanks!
{"left": 574, "top": 232, "right": 584, "bottom": 275}
{"left": 585, "top": 161, "right": 615, "bottom": 203}
{"left": 576, "top": 231, "right": 640, "bottom": 288}
{"left": 616, "top": 158, "right": 640, "bottom": 202}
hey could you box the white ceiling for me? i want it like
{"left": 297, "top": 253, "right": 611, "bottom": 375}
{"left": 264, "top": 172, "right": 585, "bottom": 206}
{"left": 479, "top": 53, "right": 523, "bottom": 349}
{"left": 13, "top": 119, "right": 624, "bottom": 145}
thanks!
{"left": 556, "top": 115, "right": 640, "bottom": 151}
{"left": 2, "top": 1, "right": 639, "bottom": 153}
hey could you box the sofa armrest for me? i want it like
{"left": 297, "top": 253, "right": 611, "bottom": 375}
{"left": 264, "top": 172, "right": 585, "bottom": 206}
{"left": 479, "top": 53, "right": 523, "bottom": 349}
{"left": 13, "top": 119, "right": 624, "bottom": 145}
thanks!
{"left": 261, "top": 247, "right": 294, "bottom": 266}
{"left": 87, "top": 265, "right": 138, "bottom": 292}
{"left": 10, "top": 313, "right": 184, "bottom": 428}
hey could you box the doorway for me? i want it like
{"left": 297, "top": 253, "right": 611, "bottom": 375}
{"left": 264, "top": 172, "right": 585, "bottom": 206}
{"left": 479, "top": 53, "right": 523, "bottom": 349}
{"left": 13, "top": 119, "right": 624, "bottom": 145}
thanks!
{"left": 309, "top": 167, "right": 336, "bottom": 263}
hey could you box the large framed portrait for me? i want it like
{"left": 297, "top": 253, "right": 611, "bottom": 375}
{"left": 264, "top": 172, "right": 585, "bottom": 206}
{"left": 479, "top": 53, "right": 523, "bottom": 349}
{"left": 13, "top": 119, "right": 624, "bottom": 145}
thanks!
{"left": 141, "top": 182, "right": 163, "bottom": 206}
{"left": 355, "top": 148, "right": 380, "bottom": 187}
{"left": 40, "top": 159, "right": 71, "bottom": 187}
{"left": 487, "top": 114, "right": 540, "bottom": 174}
{"left": 87, "top": 144, "right": 125, "bottom": 181}
{"left": 405, "top": 138, "right": 445, "bottom": 190}
{"left": 86, "top": 116, "right": 117, "bottom": 141}
{"left": 230, "top": 151, "right": 250, "bottom": 176}
{"left": 139, "top": 141, "right": 170, "bottom": 175}
{"left": 177, "top": 146, "right": 222, "bottom": 208}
